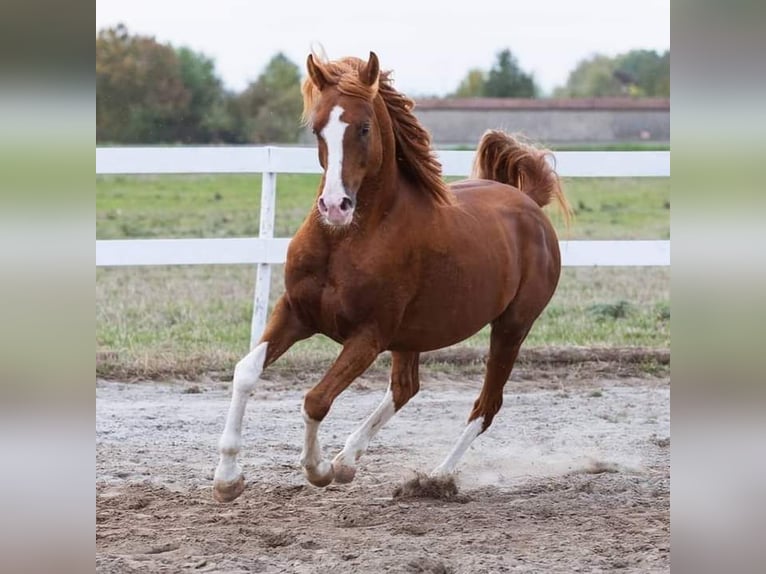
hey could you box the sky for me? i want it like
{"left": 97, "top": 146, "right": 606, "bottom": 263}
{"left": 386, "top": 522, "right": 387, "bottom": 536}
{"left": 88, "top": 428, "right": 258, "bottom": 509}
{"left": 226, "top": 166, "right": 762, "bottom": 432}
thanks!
{"left": 96, "top": 0, "right": 669, "bottom": 97}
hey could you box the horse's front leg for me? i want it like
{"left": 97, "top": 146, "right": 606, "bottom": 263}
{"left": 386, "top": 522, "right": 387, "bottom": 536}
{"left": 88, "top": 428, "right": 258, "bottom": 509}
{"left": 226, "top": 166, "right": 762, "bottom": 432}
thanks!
{"left": 300, "top": 333, "right": 381, "bottom": 487}
{"left": 331, "top": 351, "right": 420, "bottom": 484}
{"left": 213, "top": 297, "right": 313, "bottom": 502}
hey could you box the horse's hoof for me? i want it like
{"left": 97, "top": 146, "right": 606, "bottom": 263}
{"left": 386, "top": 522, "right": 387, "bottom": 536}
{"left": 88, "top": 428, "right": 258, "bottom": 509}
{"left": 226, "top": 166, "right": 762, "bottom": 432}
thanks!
{"left": 213, "top": 474, "right": 245, "bottom": 502}
{"left": 305, "top": 461, "right": 335, "bottom": 487}
{"left": 332, "top": 461, "right": 357, "bottom": 484}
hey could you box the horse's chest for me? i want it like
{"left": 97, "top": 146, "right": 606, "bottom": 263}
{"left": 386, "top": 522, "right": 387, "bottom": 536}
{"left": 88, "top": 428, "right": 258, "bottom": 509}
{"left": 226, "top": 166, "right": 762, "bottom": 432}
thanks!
{"left": 285, "top": 255, "right": 381, "bottom": 339}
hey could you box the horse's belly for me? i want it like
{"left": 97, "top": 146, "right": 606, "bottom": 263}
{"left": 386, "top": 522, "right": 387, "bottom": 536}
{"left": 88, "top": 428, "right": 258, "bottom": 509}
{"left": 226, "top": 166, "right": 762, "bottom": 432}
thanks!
{"left": 389, "top": 236, "right": 519, "bottom": 351}
{"left": 389, "top": 322, "right": 487, "bottom": 353}
{"left": 390, "top": 285, "right": 510, "bottom": 352}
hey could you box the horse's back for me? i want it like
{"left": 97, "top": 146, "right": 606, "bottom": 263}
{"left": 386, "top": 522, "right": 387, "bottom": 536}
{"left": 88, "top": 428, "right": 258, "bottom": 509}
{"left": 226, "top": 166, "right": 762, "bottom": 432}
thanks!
{"left": 446, "top": 179, "right": 559, "bottom": 248}
{"left": 449, "top": 178, "right": 539, "bottom": 210}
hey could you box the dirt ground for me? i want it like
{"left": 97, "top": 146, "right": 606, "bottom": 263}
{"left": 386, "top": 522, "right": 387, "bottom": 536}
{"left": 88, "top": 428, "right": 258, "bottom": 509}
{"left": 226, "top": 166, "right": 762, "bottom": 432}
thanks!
{"left": 96, "top": 368, "right": 669, "bottom": 573}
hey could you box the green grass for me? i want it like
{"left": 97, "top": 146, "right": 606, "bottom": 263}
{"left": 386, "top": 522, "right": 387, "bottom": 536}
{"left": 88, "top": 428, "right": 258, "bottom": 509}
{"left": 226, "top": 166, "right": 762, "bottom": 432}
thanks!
{"left": 96, "top": 265, "right": 669, "bottom": 379}
{"left": 96, "top": 174, "right": 319, "bottom": 239}
{"left": 97, "top": 174, "right": 669, "bottom": 240}
{"left": 553, "top": 178, "right": 670, "bottom": 239}
{"left": 96, "top": 173, "right": 670, "bottom": 378}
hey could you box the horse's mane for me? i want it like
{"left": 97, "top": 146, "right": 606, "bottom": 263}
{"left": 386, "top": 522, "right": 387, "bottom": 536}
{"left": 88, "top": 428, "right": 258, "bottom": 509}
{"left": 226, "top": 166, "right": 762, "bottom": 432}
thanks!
{"left": 302, "top": 56, "right": 454, "bottom": 206}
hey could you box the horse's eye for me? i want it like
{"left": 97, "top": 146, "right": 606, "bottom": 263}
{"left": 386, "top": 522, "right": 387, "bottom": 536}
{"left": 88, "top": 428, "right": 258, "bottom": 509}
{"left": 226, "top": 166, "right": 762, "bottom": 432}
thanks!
{"left": 359, "top": 124, "right": 370, "bottom": 136}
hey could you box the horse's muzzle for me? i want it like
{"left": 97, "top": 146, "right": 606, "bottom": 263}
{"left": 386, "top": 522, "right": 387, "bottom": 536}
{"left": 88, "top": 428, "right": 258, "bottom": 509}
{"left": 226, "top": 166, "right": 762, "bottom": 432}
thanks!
{"left": 318, "top": 195, "right": 355, "bottom": 226}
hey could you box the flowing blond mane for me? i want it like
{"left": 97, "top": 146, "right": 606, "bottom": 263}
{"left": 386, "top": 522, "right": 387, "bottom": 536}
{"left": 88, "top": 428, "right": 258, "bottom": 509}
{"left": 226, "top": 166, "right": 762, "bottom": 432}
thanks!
{"left": 302, "top": 56, "right": 454, "bottom": 206}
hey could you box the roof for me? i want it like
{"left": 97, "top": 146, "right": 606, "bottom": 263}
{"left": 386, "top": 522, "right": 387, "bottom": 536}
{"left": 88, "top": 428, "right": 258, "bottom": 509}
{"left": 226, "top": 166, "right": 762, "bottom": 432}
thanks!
{"left": 414, "top": 97, "right": 670, "bottom": 111}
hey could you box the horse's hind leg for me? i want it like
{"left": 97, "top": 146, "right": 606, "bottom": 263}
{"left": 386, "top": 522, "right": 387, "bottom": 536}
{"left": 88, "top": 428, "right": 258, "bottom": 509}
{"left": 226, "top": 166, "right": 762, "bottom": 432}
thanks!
{"left": 213, "top": 297, "right": 312, "bottom": 502}
{"left": 431, "top": 283, "right": 555, "bottom": 476}
{"left": 331, "top": 351, "right": 420, "bottom": 483}
{"left": 432, "top": 249, "right": 558, "bottom": 477}
{"left": 431, "top": 323, "right": 527, "bottom": 476}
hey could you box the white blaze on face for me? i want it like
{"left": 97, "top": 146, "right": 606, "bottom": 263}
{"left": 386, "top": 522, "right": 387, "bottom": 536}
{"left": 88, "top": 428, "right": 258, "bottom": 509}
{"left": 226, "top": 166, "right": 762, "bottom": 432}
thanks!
{"left": 320, "top": 105, "right": 349, "bottom": 207}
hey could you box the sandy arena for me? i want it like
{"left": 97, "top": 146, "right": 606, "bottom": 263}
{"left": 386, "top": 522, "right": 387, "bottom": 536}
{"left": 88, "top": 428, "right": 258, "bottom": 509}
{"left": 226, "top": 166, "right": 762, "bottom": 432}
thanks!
{"left": 96, "top": 369, "right": 669, "bottom": 573}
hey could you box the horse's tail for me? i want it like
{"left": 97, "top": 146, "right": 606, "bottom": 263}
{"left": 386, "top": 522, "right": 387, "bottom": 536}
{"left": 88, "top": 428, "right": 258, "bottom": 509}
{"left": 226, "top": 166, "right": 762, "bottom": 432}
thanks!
{"left": 472, "top": 130, "right": 572, "bottom": 226}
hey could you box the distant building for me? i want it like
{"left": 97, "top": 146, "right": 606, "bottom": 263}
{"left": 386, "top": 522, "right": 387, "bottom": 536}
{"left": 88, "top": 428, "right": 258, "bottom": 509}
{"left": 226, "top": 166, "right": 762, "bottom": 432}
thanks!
{"left": 411, "top": 98, "right": 669, "bottom": 147}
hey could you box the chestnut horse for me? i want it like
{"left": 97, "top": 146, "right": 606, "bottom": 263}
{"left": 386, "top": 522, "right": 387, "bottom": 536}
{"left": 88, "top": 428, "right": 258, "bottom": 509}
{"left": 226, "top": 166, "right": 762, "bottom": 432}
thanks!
{"left": 213, "top": 52, "right": 570, "bottom": 502}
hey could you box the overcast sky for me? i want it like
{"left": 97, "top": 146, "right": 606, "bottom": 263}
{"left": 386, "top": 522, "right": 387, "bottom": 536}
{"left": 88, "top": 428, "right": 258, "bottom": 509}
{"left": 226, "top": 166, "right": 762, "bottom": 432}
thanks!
{"left": 96, "top": 0, "right": 669, "bottom": 96}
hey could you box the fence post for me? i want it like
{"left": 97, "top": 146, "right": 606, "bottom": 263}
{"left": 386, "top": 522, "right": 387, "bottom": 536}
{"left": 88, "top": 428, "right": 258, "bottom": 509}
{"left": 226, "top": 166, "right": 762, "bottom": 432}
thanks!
{"left": 250, "top": 164, "right": 277, "bottom": 349}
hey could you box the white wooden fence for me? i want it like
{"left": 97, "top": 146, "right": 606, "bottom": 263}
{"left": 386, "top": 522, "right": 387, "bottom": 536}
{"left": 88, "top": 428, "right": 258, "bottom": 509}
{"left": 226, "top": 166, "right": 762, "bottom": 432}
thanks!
{"left": 96, "top": 147, "right": 670, "bottom": 347}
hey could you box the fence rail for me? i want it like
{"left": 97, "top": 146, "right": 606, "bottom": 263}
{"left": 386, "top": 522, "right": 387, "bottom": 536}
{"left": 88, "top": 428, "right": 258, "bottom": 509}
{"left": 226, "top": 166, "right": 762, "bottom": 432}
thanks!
{"left": 96, "top": 146, "right": 670, "bottom": 346}
{"left": 96, "top": 146, "right": 670, "bottom": 177}
{"left": 96, "top": 238, "right": 669, "bottom": 268}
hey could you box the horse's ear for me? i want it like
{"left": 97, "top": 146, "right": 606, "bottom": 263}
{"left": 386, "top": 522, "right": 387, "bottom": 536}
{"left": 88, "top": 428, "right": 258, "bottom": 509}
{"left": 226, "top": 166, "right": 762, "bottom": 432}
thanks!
{"left": 360, "top": 51, "right": 380, "bottom": 87}
{"left": 306, "top": 54, "right": 329, "bottom": 90}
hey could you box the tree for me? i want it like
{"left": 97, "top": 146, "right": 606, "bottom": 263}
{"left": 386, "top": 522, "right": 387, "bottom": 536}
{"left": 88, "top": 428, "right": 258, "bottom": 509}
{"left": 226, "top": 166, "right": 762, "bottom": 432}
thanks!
{"left": 553, "top": 55, "right": 620, "bottom": 98}
{"left": 452, "top": 68, "right": 487, "bottom": 97}
{"left": 200, "top": 92, "right": 249, "bottom": 143}
{"left": 554, "top": 50, "right": 670, "bottom": 98}
{"left": 235, "top": 53, "right": 303, "bottom": 143}
{"left": 96, "top": 27, "right": 315, "bottom": 143}
{"left": 175, "top": 47, "right": 226, "bottom": 142}
{"left": 96, "top": 24, "right": 191, "bottom": 142}
{"left": 97, "top": 25, "right": 238, "bottom": 143}
{"left": 483, "top": 49, "right": 538, "bottom": 98}
{"left": 616, "top": 49, "right": 670, "bottom": 97}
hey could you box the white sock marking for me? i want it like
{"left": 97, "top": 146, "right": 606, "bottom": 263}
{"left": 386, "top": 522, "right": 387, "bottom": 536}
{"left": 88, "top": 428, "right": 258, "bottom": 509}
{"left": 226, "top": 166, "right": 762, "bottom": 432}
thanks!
{"left": 300, "top": 407, "right": 333, "bottom": 482}
{"left": 334, "top": 385, "right": 396, "bottom": 469}
{"left": 320, "top": 105, "right": 349, "bottom": 207}
{"left": 300, "top": 407, "right": 322, "bottom": 469}
{"left": 213, "top": 342, "right": 268, "bottom": 485}
{"left": 431, "top": 416, "right": 485, "bottom": 476}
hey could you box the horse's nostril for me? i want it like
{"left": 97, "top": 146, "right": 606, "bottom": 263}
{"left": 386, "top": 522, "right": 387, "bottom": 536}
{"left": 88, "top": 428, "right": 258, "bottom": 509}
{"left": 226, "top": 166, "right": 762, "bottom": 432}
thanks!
{"left": 340, "top": 197, "right": 354, "bottom": 212}
{"left": 318, "top": 197, "right": 327, "bottom": 212}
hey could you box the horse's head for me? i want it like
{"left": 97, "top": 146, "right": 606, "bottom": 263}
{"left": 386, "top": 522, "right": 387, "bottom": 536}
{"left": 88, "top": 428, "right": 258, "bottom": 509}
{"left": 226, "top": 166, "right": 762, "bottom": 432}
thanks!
{"left": 304, "top": 52, "right": 383, "bottom": 227}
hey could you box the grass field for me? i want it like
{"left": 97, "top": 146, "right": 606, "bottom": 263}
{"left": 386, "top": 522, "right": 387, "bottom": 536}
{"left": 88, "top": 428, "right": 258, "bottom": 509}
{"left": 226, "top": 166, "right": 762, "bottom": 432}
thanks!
{"left": 96, "top": 173, "right": 670, "bottom": 379}
{"left": 96, "top": 174, "right": 670, "bottom": 240}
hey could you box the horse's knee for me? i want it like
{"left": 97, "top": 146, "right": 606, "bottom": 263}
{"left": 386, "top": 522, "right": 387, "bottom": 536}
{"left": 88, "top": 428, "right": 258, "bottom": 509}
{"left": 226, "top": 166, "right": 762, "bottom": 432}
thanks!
{"left": 233, "top": 342, "right": 268, "bottom": 393}
{"left": 304, "top": 388, "right": 332, "bottom": 421}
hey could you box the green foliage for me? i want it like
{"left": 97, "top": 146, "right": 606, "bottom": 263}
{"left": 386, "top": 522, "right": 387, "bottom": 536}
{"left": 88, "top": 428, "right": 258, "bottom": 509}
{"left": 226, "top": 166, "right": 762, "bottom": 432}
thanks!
{"left": 617, "top": 49, "right": 670, "bottom": 97}
{"left": 96, "top": 25, "right": 304, "bottom": 144}
{"left": 452, "top": 68, "right": 487, "bottom": 97}
{"left": 451, "top": 49, "right": 538, "bottom": 98}
{"left": 175, "top": 47, "right": 226, "bottom": 142}
{"left": 484, "top": 49, "right": 538, "bottom": 97}
{"left": 554, "top": 49, "right": 670, "bottom": 98}
{"left": 554, "top": 55, "right": 619, "bottom": 98}
{"left": 97, "top": 25, "right": 191, "bottom": 143}
{"left": 234, "top": 53, "right": 304, "bottom": 144}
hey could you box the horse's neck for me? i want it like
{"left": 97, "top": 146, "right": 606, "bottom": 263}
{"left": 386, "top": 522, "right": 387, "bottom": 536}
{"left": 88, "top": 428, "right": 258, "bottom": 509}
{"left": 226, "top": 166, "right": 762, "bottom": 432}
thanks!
{"left": 354, "top": 166, "right": 396, "bottom": 225}
{"left": 357, "top": 98, "right": 401, "bottom": 225}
